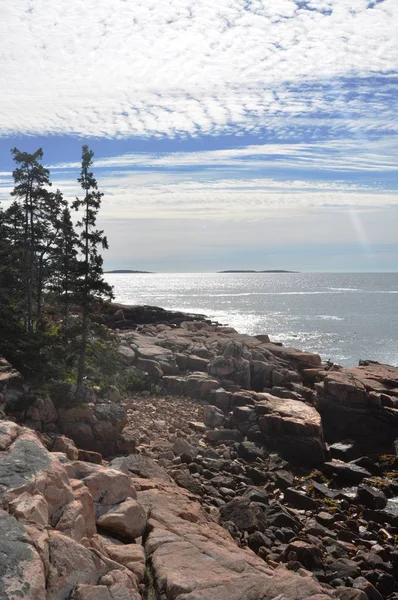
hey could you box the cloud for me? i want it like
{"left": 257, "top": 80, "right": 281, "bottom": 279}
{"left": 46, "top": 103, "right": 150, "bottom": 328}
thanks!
{"left": 0, "top": 0, "right": 397, "bottom": 139}
{"left": 49, "top": 138, "right": 398, "bottom": 173}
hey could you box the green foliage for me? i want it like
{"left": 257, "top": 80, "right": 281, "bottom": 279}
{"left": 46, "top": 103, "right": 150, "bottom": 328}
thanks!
{"left": 0, "top": 145, "right": 113, "bottom": 387}
{"left": 72, "top": 145, "right": 114, "bottom": 387}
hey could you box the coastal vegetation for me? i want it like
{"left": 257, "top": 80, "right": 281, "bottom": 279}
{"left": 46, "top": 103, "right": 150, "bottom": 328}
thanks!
{"left": 0, "top": 145, "right": 113, "bottom": 386}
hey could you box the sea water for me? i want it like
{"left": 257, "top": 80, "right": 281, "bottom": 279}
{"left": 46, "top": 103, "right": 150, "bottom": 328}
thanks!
{"left": 104, "top": 272, "right": 398, "bottom": 367}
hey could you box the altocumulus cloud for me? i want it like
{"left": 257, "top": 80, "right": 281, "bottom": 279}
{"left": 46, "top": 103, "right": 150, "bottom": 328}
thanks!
{"left": 0, "top": 0, "right": 397, "bottom": 139}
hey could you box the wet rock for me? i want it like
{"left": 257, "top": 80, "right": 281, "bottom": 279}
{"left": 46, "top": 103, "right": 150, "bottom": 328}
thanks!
{"left": 356, "top": 483, "right": 387, "bottom": 510}
{"left": 330, "top": 442, "right": 357, "bottom": 462}
{"left": 323, "top": 460, "right": 371, "bottom": 483}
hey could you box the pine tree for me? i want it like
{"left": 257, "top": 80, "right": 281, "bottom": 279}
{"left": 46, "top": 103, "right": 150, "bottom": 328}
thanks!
{"left": 0, "top": 201, "right": 25, "bottom": 362}
{"left": 50, "top": 206, "right": 80, "bottom": 334}
{"left": 10, "top": 148, "right": 52, "bottom": 333}
{"left": 72, "top": 145, "right": 113, "bottom": 388}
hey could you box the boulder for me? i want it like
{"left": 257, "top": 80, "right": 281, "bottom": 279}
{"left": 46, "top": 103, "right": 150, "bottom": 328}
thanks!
{"left": 323, "top": 460, "right": 371, "bottom": 483}
{"left": 136, "top": 357, "right": 163, "bottom": 377}
{"left": 356, "top": 483, "right": 387, "bottom": 509}
{"left": 83, "top": 468, "right": 137, "bottom": 508}
{"left": 256, "top": 394, "right": 326, "bottom": 465}
{"left": 319, "top": 364, "right": 398, "bottom": 453}
{"left": 187, "top": 355, "right": 209, "bottom": 372}
{"left": 172, "top": 438, "right": 198, "bottom": 459}
{"left": 203, "top": 405, "right": 225, "bottom": 429}
{"left": 97, "top": 498, "right": 147, "bottom": 540}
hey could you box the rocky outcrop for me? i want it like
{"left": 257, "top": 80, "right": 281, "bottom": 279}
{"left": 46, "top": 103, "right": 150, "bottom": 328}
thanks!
{"left": 2, "top": 383, "right": 132, "bottom": 458}
{"left": 141, "top": 484, "right": 335, "bottom": 600}
{"left": 318, "top": 364, "right": 398, "bottom": 453}
{"left": 101, "top": 303, "right": 212, "bottom": 329}
{"left": 255, "top": 393, "right": 326, "bottom": 465}
{"left": 0, "top": 420, "right": 354, "bottom": 600}
{"left": 0, "top": 421, "right": 145, "bottom": 599}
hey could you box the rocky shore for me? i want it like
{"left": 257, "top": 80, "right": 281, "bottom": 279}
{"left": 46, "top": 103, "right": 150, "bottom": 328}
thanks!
{"left": 0, "top": 304, "right": 397, "bottom": 600}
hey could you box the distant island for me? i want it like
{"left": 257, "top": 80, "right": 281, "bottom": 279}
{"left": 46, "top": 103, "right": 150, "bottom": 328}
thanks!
{"left": 105, "top": 270, "right": 153, "bottom": 274}
{"left": 219, "top": 269, "right": 298, "bottom": 273}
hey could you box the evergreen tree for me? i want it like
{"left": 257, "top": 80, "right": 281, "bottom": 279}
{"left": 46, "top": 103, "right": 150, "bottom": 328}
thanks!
{"left": 0, "top": 201, "right": 26, "bottom": 363}
{"left": 50, "top": 205, "right": 80, "bottom": 334}
{"left": 72, "top": 145, "right": 113, "bottom": 388}
{"left": 10, "top": 148, "right": 52, "bottom": 333}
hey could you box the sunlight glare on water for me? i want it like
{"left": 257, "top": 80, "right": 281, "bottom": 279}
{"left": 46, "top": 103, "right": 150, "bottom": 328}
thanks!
{"left": 105, "top": 272, "right": 398, "bottom": 367}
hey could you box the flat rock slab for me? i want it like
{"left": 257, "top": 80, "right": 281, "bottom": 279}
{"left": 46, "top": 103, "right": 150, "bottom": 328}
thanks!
{"left": 262, "top": 344, "right": 322, "bottom": 368}
{"left": 256, "top": 394, "right": 322, "bottom": 437}
{"left": 255, "top": 394, "right": 325, "bottom": 465}
{"left": 139, "top": 482, "right": 334, "bottom": 600}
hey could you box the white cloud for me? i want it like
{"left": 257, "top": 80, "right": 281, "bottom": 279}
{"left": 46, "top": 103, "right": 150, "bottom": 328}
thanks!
{"left": 0, "top": 0, "right": 397, "bottom": 138}
{"left": 49, "top": 138, "right": 398, "bottom": 173}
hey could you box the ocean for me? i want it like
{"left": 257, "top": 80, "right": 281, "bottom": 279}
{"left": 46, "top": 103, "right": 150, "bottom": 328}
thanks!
{"left": 104, "top": 272, "right": 398, "bottom": 367}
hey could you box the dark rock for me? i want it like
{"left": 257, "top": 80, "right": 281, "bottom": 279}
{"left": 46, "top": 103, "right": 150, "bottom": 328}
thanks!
{"left": 325, "top": 557, "right": 361, "bottom": 579}
{"left": 243, "top": 486, "right": 269, "bottom": 505}
{"left": 351, "top": 456, "right": 381, "bottom": 475}
{"left": 110, "top": 454, "right": 173, "bottom": 484}
{"left": 203, "top": 405, "right": 225, "bottom": 429}
{"left": 247, "top": 531, "right": 273, "bottom": 553}
{"left": 284, "top": 487, "right": 317, "bottom": 511}
{"left": 330, "top": 442, "right": 357, "bottom": 462}
{"left": 219, "top": 498, "right": 261, "bottom": 532}
{"left": 323, "top": 460, "right": 371, "bottom": 483}
{"left": 375, "top": 572, "right": 397, "bottom": 597}
{"left": 310, "top": 481, "right": 339, "bottom": 500}
{"left": 274, "top": 470, "right": 294, "bottom": 491}
{"left": 316, "top": 511, "right": 336, "bottom": 527}
{"left": 285, "top": 540, "right": 323, "bottom": 569}
{"left": 237, "top": 441, "right": 265, "bottom": 462}
{"left": 206, "top": 429, "right": 243, "bottom": 444}
{"left": 356, "top": 483, "right": 387, "bottom": 510}
{"left": 319, "top": 365, "right": 398, "bottom": 454}
{"left": 353, "top": 576, "right": 384, "bottom": 600}
{"left": 173, "top": 471, "right": 202, "bottom": 496}
{"left": 262, "top": 504, "right": 301, "bottom": 531}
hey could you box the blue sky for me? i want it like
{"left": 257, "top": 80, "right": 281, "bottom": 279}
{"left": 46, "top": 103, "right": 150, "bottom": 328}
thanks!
{"left": 0, "top": 0, "right": 397, "bottom": 271}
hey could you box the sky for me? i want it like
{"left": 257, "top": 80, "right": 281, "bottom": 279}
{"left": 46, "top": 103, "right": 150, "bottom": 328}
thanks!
{"left": 0, "top": 0, "right": 397, "bottom": 272}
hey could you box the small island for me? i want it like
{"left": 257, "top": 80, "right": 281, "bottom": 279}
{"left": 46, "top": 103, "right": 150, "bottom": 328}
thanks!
{"left": 105, "top": 269, "right": 153, "bottom": 274}
{"left": 219, "top": 269, "right": 298, "bottom": 273}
